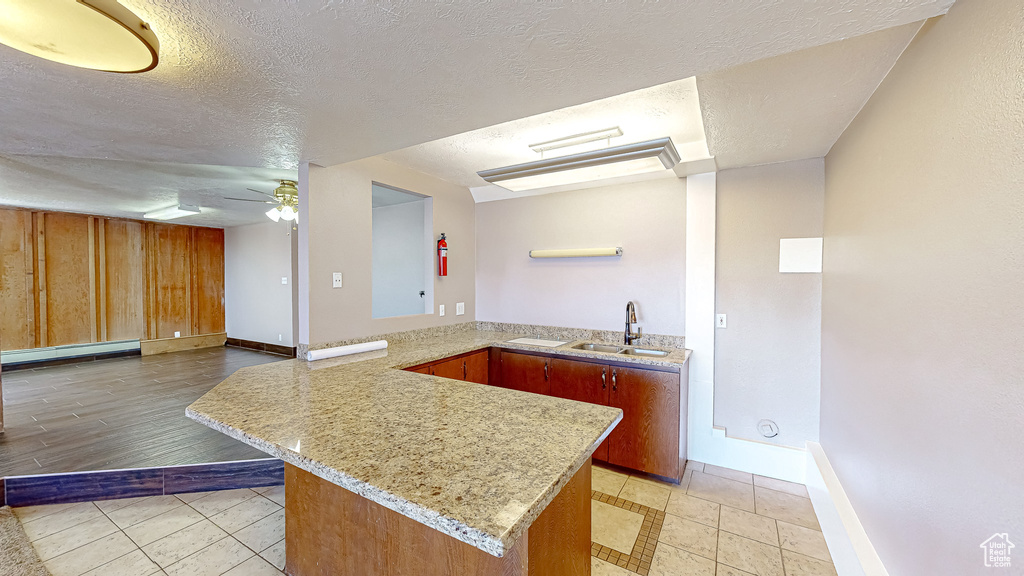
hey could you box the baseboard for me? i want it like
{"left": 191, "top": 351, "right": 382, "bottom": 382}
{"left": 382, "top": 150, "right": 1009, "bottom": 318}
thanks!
{"left": 686, "top": 377, "right": 807, "bottom": 483}
{"left": 805, "top": 442, "right": 888, "bottom": 576}
{"left": 226, "top": 337, "right": 297, "bottom": 358}
{"left": 1, "top": 349, "right": 142, "bottom": 371}
{"left": 140, "top": 332, "right": 227, "bottom": 356}
{"left": 1, "top": 339, "right": 141, "bottom": 370}
{"left": 3, "top": 458, "right": 284, "bottom": 507}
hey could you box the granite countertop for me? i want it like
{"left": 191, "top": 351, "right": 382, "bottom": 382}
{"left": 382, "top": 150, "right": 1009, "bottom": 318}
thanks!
{"left": 186, "top": 329, "right": 689, "bottom": 557}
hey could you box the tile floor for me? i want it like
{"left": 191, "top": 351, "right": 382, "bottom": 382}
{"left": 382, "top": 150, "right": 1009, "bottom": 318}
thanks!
{"left": 13, "top": 486, "right": 285, "bottom": 576}
{"left": 13, "top": 461, "right": 835, "bottom": 576}
{"left": 591, "top": 461, "right": 837, "bottom": 576}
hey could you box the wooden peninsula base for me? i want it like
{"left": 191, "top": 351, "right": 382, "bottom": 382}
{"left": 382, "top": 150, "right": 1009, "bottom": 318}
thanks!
{"left": 285, "top": 461, "right": 592, "bottom": 576}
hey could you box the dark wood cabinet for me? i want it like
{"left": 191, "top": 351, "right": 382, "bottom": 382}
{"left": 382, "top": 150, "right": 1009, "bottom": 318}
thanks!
{"left": 463, "top": 350, "right": 489, "bottom": 385}
{"left": 406, "top": 346, "right": 685, "bottom": 481}
{"left": 500, "top": 351, "right": 550, "bottom": 396}
{"left": 404, "top": 349, "right": 489, "bottom": 385}
{"left": 606, "top": 366, "right": 680, "bottom": 479}
{"left": 550, "top": 358, "right": 610, "bottom": 461}
{"left": 430, "top": 356, "right": 465, "bottom": 380}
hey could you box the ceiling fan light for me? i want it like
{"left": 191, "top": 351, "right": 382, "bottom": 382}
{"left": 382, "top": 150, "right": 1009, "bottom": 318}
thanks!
{"left": 280, "top": 205, "right": 295, "bottom": 221}
{"left": 266, "top": 207, "right": 282, "bottom": 222}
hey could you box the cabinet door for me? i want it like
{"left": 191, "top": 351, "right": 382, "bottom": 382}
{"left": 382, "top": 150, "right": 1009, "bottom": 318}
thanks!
{"left": 500, "top": 352, "right": 550, "bottom": 395}
{"left": 607, "top": 366, "right": 680, "bottom": 478}
{"left": 408, "top": 364, "right": 431, "bottom": 375}
{"left": 430, "top": 357, "right": 465, "bottom": 380}
{"left": 464, "top": 350, "right": 489, "bottom": 385}
{"left": 550, "top": 359, "right": 610, "bottom": 461}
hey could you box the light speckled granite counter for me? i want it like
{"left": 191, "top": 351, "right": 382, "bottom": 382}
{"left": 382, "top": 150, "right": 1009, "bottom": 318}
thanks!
{"left": 186, "top": 329, "right": 689, "bottom": 557}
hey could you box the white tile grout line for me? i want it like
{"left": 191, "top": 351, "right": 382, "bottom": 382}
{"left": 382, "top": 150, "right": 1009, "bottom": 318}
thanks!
{"left": 27, "top": 489, "right": 286, "bottom": 576}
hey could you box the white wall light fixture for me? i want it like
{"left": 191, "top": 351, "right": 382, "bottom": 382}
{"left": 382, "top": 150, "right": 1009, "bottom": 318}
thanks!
{"left": 529, "top": 247, "right": 622, "bottom": 258}
{"left": 0, "top": 0, "right": 159, "bottom": 73}
{"left": 143, "top": 204, "right": 200, "bottom": 221}
{"left": 478, "top": 137, "right": 680, "bottom": 192}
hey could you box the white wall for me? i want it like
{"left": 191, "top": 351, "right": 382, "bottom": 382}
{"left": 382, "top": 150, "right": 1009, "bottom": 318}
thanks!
{"left": 224, "top": 220, "right": 295, "bottom": 346}
{"left": 300, "top": 157, "right": 476, "bottom": 347}
{"left": 715, "top": 159, "right": 824, "bottom": 448}
{"left": 371, "top": 200, "right": 430, "bottom": 318}
{"left": 475, "top": 178, "right": 686, "bottom": 335}
{"left": 821, "top": 2, "right": 1024, "bottom": 574}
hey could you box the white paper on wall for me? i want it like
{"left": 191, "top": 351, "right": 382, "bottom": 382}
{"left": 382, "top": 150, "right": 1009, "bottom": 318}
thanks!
{"left": 779, "top": 238, "right": 823, "bottom": 273}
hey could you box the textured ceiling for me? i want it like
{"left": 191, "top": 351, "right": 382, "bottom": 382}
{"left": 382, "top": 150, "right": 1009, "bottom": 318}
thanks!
{"left": 382, "top": 76, "right": 709, "bottom": 202}
{"left": 0, "top": 0, "right": 953, "bottom": 223}
{"left": 0, "top": 154, "right": 296, "bottom": 227}
{"left": 698, "top": 21, "right": 925, "bottom": 170}
{"left": 0, "top": 0, "right": 953, "bottom": 170}
{"left": 378, "top": 21, "right": 928, "bottom": 201}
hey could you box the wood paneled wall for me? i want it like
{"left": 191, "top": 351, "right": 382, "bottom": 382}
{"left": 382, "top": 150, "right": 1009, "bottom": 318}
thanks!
{"left": 0, "top": 208, "right": 224, "bottom": 351}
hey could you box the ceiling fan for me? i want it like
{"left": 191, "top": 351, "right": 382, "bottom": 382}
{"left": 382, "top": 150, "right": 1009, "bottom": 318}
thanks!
{"left": 224, "top": 179, "right": 299, "bottom": 222}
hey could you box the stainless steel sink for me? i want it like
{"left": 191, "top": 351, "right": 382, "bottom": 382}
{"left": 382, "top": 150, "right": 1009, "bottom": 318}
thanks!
{"left": 573, "top": 343, "right": 625, "bottom": 354}
{"left": 620, "top": 348, "right": 671, "bottom": 358}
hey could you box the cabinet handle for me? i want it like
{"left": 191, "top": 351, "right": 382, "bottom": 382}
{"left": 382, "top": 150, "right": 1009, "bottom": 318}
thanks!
{"left": 463, "top": 361, "right": 467, "bottom": 380}
{"left": 544, "top": 361, "right": 549, "bottom": 381}
{"left": 601, "top": 368, "right": 607, "bottom": 389}
{"left": 611, "top": 369, "right": 617, "bottom": 392}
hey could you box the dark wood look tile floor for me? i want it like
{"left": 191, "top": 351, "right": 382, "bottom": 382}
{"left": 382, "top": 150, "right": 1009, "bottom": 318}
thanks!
{"left": 0, "top": 347, "right": 285, "bottom": 477}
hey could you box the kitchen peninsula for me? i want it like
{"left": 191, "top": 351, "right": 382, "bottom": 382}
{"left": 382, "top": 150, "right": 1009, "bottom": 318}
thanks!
{"left": 187, "top": 328, "right": 688, "bottom": 575}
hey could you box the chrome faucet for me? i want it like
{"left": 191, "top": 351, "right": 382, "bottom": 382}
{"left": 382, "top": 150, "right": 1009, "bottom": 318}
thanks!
{"left": 625, "top": 301, "right": 642, "bottom": 345}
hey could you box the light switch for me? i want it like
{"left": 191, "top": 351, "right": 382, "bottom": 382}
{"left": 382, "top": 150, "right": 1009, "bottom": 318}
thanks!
{"left": 716, "top": 314, "right": 727, "bottom": 328}
{"left": 332, "top": 272, "right": 343, "bottom": 288}
{"left": 456, "top": 302, "right": 465, "bottom": 316}
{"left": 439, "top": 304, "right": 445, "bottom": 317}
{"left": 174, "top": 331, "right": 181, "bottom": 338}
{"left": 281, "top": 277, "right": 288, "bottom": 285}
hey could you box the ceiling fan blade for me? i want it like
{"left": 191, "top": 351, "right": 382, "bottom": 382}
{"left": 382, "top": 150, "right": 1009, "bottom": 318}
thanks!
{"left": 224, "top": 197, "right": 275, "bottom": 203}
{"left": 247, "top": 188, "right": 278, "bottom": 199}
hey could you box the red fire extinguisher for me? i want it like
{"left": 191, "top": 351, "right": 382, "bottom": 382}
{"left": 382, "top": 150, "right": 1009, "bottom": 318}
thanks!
{"left": 437, "top": 233, "right": 448, "bottom": 277}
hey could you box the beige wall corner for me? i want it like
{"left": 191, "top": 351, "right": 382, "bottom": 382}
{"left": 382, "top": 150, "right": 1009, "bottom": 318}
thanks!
{"left": 821, "top": 2, "right": 1024, "bottom": 574}
{"left": 303, "top": 157, "right": 476, "bottom": 347}
{"left": 714, "top": 158, "right": 824, "bottom": 448}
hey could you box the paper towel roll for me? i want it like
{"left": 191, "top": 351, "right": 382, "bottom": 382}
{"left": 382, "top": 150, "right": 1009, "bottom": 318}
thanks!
{"left": 306, "top": 340, "right": 388, "bottom": 361}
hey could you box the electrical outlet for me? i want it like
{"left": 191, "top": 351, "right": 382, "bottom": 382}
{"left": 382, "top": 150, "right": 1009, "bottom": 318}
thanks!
{"left": 174, "top": 331, "right": 180, "bottom": 338}
{"left": 456, "top": 302, "right": 465, "bottom": 316}
{"left": 282, "top": 277, "right": 288, "bottom": 285}
{"left": 278, "top": 334, "right": 282, "bottom": 342}
{"left": 332, "top": 272, "right": 343, "bottom": 288}
{"left": 439, "top": 304, "right": 445, "bottom": 317}
{"left": 716, "top": 314, "right": 727, "bottom": 328}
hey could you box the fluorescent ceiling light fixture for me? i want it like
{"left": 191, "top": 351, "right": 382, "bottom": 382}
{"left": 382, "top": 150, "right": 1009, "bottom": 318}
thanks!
{"left": 143, "top": 204, "right": 200, "bottom": 221}
{"left": 529, "top": 127, "right": 623, "bottom": 154}
{"left": 530, "top": 247, "right": 622, "bottom": 258}
{"left": 478, "top": 137, "right": 680, "bottom": 193}
{"left": 0, "top": 0, "right": 160, "bottom": 73}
